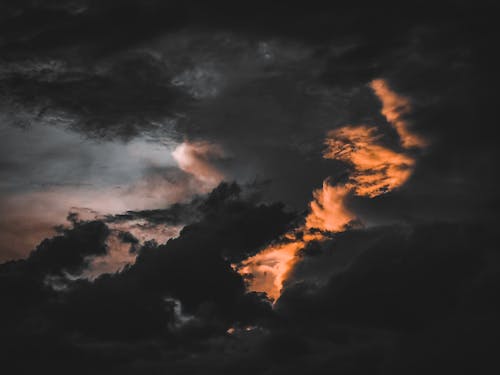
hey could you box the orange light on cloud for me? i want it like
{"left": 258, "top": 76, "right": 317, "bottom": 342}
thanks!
{"left": 370, "top": 78, "right": 427, "bottom": 149}
{"left": 306, "top": 181, "right": 355, "bottom": 232}
{"left": 238, "top": 231, "right": 324, "bottom": 301}
{"left": 323, "top": 125, "right": 415, "bottom": 198}
{"left": 237, "top": 78, "right": 427, "bottom": 302}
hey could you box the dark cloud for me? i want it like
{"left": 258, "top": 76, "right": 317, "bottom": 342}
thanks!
{"left": 0, "top": 220, "right": 111, "bottom": 373}
{"left": 0, "top": 1, "right": 188, "bottom": 56}
{"left": 0, "top": 220, "right": 109, "bottom": 277}
{"left": 1, "top": 1, "right": 497, "bottom": 212}
{"left": 1, "top": 185, "right": 499, "bottom": 373}
{"left": 270, "top": 221, "right": 499, "bottom": 374}
{"left": 0, "top": 183, "right": 295, "bottom": 372}
{"left": 278, "top": 222, "right": 493, "bottom": 327}
{"left": 103, "top": 177, "right": 236, "bottom": 226}
{"left": 1, "top": 1, "right": 495, "bottom": 143}
{"left": 9, "top": 220, "right": 498, "bottom": 374}
{"left": 1, "top": 2, "right": 499, "bottom": 374}
{"left": 0, "top": 51, "right": 189, "bottom": 139}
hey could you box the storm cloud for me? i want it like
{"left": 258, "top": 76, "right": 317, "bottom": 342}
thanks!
{"left": 1, "top": 1, "right": 499, "bottom": 374}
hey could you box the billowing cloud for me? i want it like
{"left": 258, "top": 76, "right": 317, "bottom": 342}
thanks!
{"left": 0, "top": 183, "right": 293, "bottom": 359}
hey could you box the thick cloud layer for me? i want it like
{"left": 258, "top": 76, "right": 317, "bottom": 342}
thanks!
{"left": 3, "top": 208, "right": 496, "bottom": 373}
{"left": 1, "top": 1, "right": 499, "bottom": 374}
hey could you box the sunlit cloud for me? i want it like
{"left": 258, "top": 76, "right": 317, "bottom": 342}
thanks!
{"left": 306, "top": 181, "right": 355, "bottom": 232}
{"left": 370, "top": 78, "right": 427, "bottom": 149}
{"left": 238, "top": 231, "right": 324, "bottom": 301}
{"left": 323, "top": 125, "right": 415, "bottom": 198}
{"left": 237, "top": 78, "right": 427, "bottom": 301}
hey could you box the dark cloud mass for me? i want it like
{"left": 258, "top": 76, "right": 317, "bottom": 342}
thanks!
{"left": 0, "top": 183, "right": 295, "bottom": 372}
{"left": 1, "top": 1, "right": 499, "bottom": 374}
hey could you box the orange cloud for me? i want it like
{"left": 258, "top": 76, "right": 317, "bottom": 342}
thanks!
{"left": 238, "top": 231, "right": 324, "bottom": 301}
{"left": 324, "top": 125, "right": 415, "bottom": 198}
{"left": 236, "top": 78, "right": 427, "bottom": 302}
{"left": 370, "top": 78, "right": 427, "bottom": 149}
{"left": 237, "top": 181, "right": 354, "bottom": 302}
{"left": 306, "top": 181, "right": 355, "bottom": 232}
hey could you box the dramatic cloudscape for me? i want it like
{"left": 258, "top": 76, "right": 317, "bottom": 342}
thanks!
{"left": 1, "top": 2, "right": 498, "bottom": 374}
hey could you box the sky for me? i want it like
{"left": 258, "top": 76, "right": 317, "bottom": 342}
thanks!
{"left": 0, "top": 1, "right": 499, "bottom": 374}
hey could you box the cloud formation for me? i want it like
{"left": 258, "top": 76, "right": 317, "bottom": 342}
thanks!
{"left": 239, "top": 79, "right": 427, "bottom": 300}
{"left": 0, "top": 2, "right": 498, "bottom": 374}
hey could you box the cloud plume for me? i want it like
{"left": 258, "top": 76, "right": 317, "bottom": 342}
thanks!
{"left": 238, "top": 78, "right": 427, "bottom": 301}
